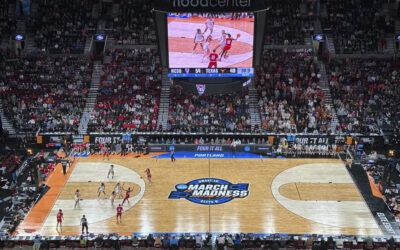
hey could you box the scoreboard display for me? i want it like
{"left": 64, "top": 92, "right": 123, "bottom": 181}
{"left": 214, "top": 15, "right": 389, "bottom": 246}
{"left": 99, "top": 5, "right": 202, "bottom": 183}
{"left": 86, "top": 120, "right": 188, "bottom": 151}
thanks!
{"left": 167, "top": 12, "right": 254, "bottom": 78}
{"left": 168, "top": 67, "right": 254, "bottom": 77}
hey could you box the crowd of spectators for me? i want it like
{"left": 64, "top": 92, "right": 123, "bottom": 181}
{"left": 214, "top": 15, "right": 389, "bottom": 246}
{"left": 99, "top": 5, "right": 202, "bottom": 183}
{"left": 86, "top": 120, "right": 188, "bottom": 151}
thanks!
{"left": 327, "top": 58, "right": 400, "bottom": 134}
{"left": 2, "top": 167, "right": 39, "bottom": 234}
{"left": 0, "top": 136, "right": 30, "bottom": 234}
{"left": 362, "top": 156, "right": 400, "bottom": 221}
{"left": 278, "top": 142, "right": 338, "bottom": 158}
{"left": 2, "top": 161, "right": 58, "bottom": 235}
{"left": 27, "top": 0, "right": 96, "bottom": 54}
{"left": 0, "top": 137, "right": 62, "bottom": 235}
{"left": 321, "top": 0, "right": 394, "bottom": 54}
{"left": 1, "top": 0, "right": 399, "bottom": 137}
{"left": 0, "top": 150, "right": 23, "bottom": 226}
{"left": 125, "top": 233, "right": 400, "bottom": 249}
{"left": 111, "top": 0, "right": 156, "bottom": 45}
{"left": 168, "top": 86, "right": 251, "bottom": 133}
{"left": 10, "top": 0, "right": 396, "bottom": 54}
{"left": 264, "top": 0, "right": 315, "bottom": 45}
{"left": 37, "top": 160, "right": 56, "bottom": 181}
{"left": 255, "top": 49, "right": 332, "bottom": 133}
{"left": 88, "top": 49, "right": 161, "bottom": 132}
{"left": 0, "top": 54, "right": 92, "bottom": 133}
{"left": 3, "top": 233, "right": 400, "bottom": 249}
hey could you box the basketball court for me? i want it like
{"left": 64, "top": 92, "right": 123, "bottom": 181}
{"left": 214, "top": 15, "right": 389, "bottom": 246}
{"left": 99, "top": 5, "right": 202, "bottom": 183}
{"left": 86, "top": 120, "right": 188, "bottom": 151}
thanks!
{"left": 15, "top": 156, "right": 382, "bottom": 237}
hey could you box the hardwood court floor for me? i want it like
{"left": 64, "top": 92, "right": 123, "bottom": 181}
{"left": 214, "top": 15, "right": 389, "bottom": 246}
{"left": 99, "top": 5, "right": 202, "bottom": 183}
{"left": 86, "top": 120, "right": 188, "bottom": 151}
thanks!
{"left": 16, "top": 156, "right": 382, "bottom": 236}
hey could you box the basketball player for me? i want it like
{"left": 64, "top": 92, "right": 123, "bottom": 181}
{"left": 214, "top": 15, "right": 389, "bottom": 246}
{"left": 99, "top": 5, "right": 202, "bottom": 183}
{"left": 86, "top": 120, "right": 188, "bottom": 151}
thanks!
{"left": 80, "top": 215, "right": 88, "bottom": 234}
{"left": 145, "top": 168, "right": 152, "bottom": 183}
{"left": 97, "top": 183, "right": 106, "bottom": 198}
{"left": 110, "top": 191, "right": 116, "bottom": 206}
{"left": 208, "top": 49, "right": 219, "bottom": 68}
{"left": 107, "top": 164, "right": 114, "bottom": 179}
{"left": 193, "top": 29, "right": 204, "bottom": 54}
{"left": 121, "top": 186, "right": 132, "bottom": 205}
{"left": 74, "top": 189, "right": 81, "bottom": 208}
{"left": 114, "top": 182, "right": 123, "bottom": 198}
{"left": 116, "top": 204, "right": 123, "bottom": 223}
{"left": 102, "top": 144, "right": 110, "bottom": 161}
{"left": 201, "top": 35, "right": 212, "bottom": 63}
{"left": 214, "top": 30, "right": 226, "bottom": 52}
{"left": 203, "top": 18, "right": 214, "bottom": 35}
{"left": 56, "top": 209, "right": 63, "bottom": 229}
{"left": 170, "top": 149, "right": 176, "bottom": 162}
{"left": 219, "top": 33, "right": 240, "bottom": 61}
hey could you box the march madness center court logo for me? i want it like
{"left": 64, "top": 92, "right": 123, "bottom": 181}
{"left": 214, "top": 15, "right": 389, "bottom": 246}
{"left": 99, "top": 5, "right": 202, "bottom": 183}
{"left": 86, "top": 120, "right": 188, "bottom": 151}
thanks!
{"left": 168, "top": 178, "right": 249, "bottom": 205}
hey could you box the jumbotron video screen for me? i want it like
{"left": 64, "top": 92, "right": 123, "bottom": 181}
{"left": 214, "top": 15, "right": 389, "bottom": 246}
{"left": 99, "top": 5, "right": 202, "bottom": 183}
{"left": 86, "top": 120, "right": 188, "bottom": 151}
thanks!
{"left": 167, "top": 13, "right": 254, "bottom": 77}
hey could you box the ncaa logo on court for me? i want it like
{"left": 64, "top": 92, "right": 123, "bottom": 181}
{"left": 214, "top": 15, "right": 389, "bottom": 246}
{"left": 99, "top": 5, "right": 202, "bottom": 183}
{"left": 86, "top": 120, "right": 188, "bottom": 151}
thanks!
{"left": 168, "top": 178, "right": 249, "bottom": 205}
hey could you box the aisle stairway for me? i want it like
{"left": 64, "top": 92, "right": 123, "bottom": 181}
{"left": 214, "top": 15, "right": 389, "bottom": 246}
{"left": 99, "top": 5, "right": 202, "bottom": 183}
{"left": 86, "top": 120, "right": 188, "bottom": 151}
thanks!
{"left": 304, "top": 36, "right": 312, "bottom": 47}
{"left": 78, "top": 61, "right": 102, "bottom": 135}
{"left": 157, "top": 69, "right": 171, "bottom": 131}
{"left": 84, "top": 36, "right": 93, "bottom": 55}
{"left": 0, "top": 99, "right": 16, "bottom": 136}
{"left": 105, "top": 36, "right": 115, "bottom": 50}
{"left": 16, "top": 20, "right": 25, "bottom": 34}
{"left": 24, "top": 36, "right": 35, "bottom": 53}
{"left": 326, "top": 35, "right": 336, "bottom": 55}
{"left": 248, "top": 84, "right": 261, "bottom": 131}
{"left": 318, "top": 61, "right": 338, "bottom": 132}
{"left": 385, "top": 35, "right": 395, "bottom": 54}
{"left": 314, "top": 19, "right": 322, "bottom": 33}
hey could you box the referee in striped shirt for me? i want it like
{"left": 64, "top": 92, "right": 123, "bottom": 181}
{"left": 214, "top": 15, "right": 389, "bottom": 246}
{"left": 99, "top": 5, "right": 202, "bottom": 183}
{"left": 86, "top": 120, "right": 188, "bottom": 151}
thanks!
{"left": 81, "top": 215, "right": 88, "bottom": 234}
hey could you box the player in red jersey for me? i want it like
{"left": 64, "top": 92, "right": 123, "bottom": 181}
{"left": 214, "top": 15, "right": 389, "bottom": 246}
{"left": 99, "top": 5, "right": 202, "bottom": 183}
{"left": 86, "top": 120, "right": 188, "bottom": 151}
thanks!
{"left": 145, "top": 168, "right": 152, "bottom": 184}
{"left": 208, "top": 49, "right": 219, "bottom": 68}
{"left": 121, "top": 186, "right": 132, "bottom": 205}
{"left": 102, "top": 144, "right": 110, "bottom": 161}
{"left": 56, "top": 209, "right": 64, "bottom": 229}
{"left": 116, "top": 204, "right": 123, "bottom": 223}
{"left": 219, "top": 33, "right": 240, "bottom": 61}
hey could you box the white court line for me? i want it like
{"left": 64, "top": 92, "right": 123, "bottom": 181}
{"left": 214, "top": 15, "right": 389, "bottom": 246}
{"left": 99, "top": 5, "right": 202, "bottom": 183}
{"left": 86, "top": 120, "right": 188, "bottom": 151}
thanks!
{"left": 40, "top": 162, "right": 145, "bottom": 232}
{"left": 271, "top": 163, "right": 382, "bottom": 234}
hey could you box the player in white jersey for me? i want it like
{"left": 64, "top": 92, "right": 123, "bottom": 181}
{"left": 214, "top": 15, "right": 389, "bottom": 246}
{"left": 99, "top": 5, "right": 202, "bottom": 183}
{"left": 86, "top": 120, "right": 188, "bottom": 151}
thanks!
{"left": 114, "top": 182, "right": 123, "bottom": 198}
{"left": 110, "top": 191, "right": 116, "bottom": 206}
{"left": 193, "top": 29, "right": 204, "bottom": 53}
{"left": 97, "top": 182, "right": 106, "bottom": 198}
{"left": 214, "top": 30, "right": 226, "bottom": 52}
{"left": 201, "top": 35, "right": 212, "bottom": 63}
{"left": 107, "top": 164, "right": 114, "bottom": 179}
{"left": 203, "top": 18, "right": 214, "bottom": 35}
{"left": 74, "top": 189, "right": 81, "bottom": 208}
